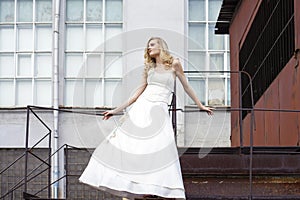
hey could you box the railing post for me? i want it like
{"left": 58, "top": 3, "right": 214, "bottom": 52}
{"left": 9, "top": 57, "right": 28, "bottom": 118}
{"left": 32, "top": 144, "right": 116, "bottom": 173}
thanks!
{"left": 239, "top": 70, "right": 255, "bottom": 200}
{"left": 65, "top": 145, "right": 69, "bottom": 199}
{"left": 249, "top": 75, "right": 255, "bottom": 200}
{"left": 238, "top": 71, "right": 243, "bottom": 147}
{"left": 48, "top": 124, "right": 52, "bottom": 198}
{"left": 24, "top": 106, "right": 30, "bottom": 195}
{"left": 172, "top": 79, "right": 177, "bottom": 144}
{"left": 249, "top": 109, "right": 254, "bottom": 200}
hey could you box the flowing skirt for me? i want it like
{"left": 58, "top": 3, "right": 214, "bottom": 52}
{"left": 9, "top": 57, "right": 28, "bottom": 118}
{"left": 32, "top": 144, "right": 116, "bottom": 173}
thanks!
{"left": 79, "top": 96, "right": 186, "bottom": 199}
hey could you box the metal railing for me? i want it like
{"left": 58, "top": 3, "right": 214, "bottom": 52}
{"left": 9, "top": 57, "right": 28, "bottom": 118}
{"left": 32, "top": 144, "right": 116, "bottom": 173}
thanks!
{"left": 171, "top": 70, "right": 300, "bottom": 200}
{"left": 0, "top": 105, "right": 92, "bottom": 199}
{"left": 0, "top": 106, "right": 52, "bottom": 199}
{"left": 1, "top": 70, "right": 300, "bottom": 199}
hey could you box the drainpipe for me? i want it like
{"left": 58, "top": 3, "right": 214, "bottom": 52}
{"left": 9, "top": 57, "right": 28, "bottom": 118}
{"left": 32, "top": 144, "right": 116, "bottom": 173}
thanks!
{"left": 52, "top": 0, "right": 60, "bottom": 198}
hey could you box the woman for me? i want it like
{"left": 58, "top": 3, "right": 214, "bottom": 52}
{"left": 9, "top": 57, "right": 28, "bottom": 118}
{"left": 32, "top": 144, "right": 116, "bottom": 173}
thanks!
{"left": 79, "top": 37, "right": 214, "bottom": 199}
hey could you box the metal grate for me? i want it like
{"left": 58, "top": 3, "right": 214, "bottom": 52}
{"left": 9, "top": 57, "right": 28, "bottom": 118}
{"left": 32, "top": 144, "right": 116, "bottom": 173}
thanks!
{"left": 239, "top": 0, "right": 295, "bottom": 118}
{"left": 0, "top": 148, "right": 50, "bottom": 199}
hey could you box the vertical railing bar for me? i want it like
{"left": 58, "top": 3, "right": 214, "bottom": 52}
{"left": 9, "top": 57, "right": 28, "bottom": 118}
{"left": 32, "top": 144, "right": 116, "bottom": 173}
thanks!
{"left": 240, "top": 71, "right": 255, "bottom": 200}
{"left": 247, "top": 70, "right": 255, "bottom": 200}
{"left": 24, "top": 106, "right": 30, "bottom": 194}
{"left": 183, "top": 70, "right": 255, "bottom": 199}
{"left": 239, "top": 71, "right": 244, "bottom": 148}
{"left": 65, "top": 145, "right": 69, "bottom": 199}
{"left": 48, "top": 128, "right": 52, "bottom": 198}
{"left": 249, "top": 110, "right": 254, "bottom": 200}
{"left": 28, "top": 106, "right": 53, "bottom": 198}
{"left": 172, "top": 78, "right": 177, "bottom": 143}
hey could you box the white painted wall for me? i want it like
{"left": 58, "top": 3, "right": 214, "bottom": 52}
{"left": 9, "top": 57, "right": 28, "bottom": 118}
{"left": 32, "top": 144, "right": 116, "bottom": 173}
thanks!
{"left": 0, "top": 110, "right": 53, "bottom": 148}
{"left": 0, "top": 0, "right": 230, "bottom": 149}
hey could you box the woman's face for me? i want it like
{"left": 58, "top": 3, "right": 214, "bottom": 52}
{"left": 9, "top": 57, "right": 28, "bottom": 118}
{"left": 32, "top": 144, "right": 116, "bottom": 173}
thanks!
{"left": 147, "top": 39, "right": 161, "bottom": 58}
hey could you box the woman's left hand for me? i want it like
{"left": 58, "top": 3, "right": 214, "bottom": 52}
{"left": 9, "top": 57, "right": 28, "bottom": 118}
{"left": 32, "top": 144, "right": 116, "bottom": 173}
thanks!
{"left": 201, "top": 106, "right": 215, "bottom": 115}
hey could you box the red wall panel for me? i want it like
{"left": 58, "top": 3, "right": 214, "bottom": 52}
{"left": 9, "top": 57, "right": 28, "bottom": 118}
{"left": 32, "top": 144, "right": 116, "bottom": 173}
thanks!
{"left": 229, "top": 0, "right": 262, "bottom": 146}
{"left": 229, "top": 0, "right": 300, "bottom": 146}
{"left": 264, "top": 81, "right": 280, "bottom": 145}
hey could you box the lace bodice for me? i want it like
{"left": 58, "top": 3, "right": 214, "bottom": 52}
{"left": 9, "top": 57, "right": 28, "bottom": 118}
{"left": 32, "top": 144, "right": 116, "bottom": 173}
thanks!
{"left": 140, "top": 67, "right": 175, "bottom": 103}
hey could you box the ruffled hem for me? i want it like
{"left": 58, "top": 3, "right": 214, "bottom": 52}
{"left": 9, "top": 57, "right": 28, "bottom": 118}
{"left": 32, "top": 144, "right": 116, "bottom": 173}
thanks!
{"left": 79, "top": 178, "right": 185, "bottom": 200}
{"left": 79, "top": 157, "right": 186, "bottom": 199}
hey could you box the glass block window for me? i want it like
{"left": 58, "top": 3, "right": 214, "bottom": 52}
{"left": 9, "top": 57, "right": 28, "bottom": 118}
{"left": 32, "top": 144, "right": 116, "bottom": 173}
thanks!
{"left": 187, "top": 0, "right": 230, "bottom": 106}
{"left": 0, "top": 0, "right": 52, "bottom": 107}
{"left": 64, "top": 0, "right": 123, "bottom": 107}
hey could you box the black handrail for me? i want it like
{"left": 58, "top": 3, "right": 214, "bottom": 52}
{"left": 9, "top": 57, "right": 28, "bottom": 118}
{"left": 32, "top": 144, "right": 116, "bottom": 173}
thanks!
{"left": 32, "top": 144, "right": 83, "bottom": 197}
{"left": 25, "top": 106, "right": 52, "bottom": 198}
{"left": 179, "top": 70, "right": 255, "bottom": 199}
{"left": 0, "top": 144, "right": 81, "bottom": 199}
{"left": 183, "top": 70, "right": 255, "bottom": 147}
{"left": 0, "top": 105, "right": 124, "bottom": 199}
{"left": 1, "top": 69, "right": 300, "bottom": 200}
{"left": 2, "top": 106, "right": 299, "bottom": 200}
{"left": 0, "top": 107, "right": 52, "bottom": 199}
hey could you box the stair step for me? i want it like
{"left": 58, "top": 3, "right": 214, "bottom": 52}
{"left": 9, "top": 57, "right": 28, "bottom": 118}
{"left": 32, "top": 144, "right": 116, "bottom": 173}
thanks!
{"left": 186, "top": 196, "right": 300, "bottom": 200}
{"left": 23, "top": 192, "right": 66, "bottom": 200}
{"left": 184, "top": 176, "right": 300, "bottom": 199}
{"left": 23, "top": 192, "right": 39, "bottom": 200}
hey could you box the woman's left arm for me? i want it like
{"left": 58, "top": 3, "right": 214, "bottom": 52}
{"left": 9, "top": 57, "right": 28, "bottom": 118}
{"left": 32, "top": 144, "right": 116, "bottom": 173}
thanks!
{"left": 172, "top": 58, "right": 214, "bottom": 115}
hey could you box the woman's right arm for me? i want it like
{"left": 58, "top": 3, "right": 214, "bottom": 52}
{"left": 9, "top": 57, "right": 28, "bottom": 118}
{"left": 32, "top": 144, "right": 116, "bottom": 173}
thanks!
{"left": 103, "top": 75, "right": 147, "bottom": 120}
{"left": 172, "top": 59, "right": 214, "bottom": 115}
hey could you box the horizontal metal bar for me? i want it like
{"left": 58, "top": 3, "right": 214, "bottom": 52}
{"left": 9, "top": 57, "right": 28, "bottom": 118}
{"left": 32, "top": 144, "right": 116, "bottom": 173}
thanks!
{"left": 170, "top": 108, "right": 300, "bottom": 113}
{"left": 28, "top": 105, "right": 123, "bottom": 116}
{"left": 28, "top": 105, "right": 300, "bottom": 116}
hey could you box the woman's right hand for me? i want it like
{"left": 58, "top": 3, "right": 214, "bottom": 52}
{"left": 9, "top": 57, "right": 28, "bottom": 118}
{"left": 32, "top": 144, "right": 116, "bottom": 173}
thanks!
{"left": 102, "top": 111, "right": 114, "bottom": 120}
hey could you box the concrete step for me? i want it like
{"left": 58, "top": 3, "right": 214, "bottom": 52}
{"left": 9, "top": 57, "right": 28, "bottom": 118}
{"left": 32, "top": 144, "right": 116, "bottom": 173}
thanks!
{"left": 63, "top": 147, "right": 300, "bottom": 199}
{"left": 184, "top": 176, "right": 300, "bottom": 199}
{"left": 180, "top": 147, "right": 300, "bottom": 199}
{"left": 23, "top": 192, "right": 66, "bottom": 200}
{"left": 180, "top": 147, "right": 300, "bottom": 176}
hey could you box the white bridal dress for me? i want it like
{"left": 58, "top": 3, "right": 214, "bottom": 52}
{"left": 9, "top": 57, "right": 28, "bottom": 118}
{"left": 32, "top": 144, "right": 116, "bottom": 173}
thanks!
{"left": 79, "top": 67, "right": 186, "bottom": 199}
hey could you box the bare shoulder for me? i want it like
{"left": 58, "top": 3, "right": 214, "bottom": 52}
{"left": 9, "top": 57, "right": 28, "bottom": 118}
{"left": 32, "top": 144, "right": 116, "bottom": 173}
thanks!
{"left": 172, "top": 58, "right": 184, "bottom": 73}
{"left": 172, "top": 58, "right": 181, "bottom": 66}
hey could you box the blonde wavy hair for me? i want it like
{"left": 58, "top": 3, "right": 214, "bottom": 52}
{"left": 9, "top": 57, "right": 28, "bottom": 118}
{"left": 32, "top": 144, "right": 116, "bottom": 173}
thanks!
{"left": 143, "top": 37, "right": 174, "bottom": 77}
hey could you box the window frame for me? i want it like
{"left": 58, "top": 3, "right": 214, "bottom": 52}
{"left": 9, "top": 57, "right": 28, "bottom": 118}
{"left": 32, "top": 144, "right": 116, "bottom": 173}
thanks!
{"left": 63, "top": 0, "right": 124, "bottom": 107}
{"left": 186, "top": 0, "right": 230, "bottom": 107}
{"left": 0, "top": 0, "right": 53, "bottom": 107}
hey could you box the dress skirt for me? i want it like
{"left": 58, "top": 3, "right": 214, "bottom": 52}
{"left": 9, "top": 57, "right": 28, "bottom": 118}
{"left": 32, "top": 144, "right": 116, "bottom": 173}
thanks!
{"left": 79, "top": 95, "right": 186, "bottom": 199}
